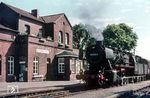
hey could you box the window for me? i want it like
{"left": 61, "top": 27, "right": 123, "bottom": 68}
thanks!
{"left": 76, "top": 60, "right": 82, "bottom": 74}
{"left": 70, "top": 58, "right": 76, "bottom": 73}
{"left": 63, "top": 22, "right": 65, "bottom": 25}
{"left": 25, "top": 25, "right": 30, "bottom": 34}
{"left": 65, "top": 33, "right": 69, "bottom": 45}
{"left": 0, "top": 55, "right": 1, "bottom": 75}
{"left": 58, "top": 58, "right": 65, "bottom": 73}
{"left": 33, "top": 57, "right": 39, "bottom": 75}
{"left": 38, "top": 29, "right": 43, "bottom": 38}
{"left": 58, "top": 31, "right": 63, "bottom": 44}
{"left": 8, "top": 56, "right": 14, "bottom": 75}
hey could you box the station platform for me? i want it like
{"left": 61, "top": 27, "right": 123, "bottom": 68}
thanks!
{"left": 0, "top": 80, "right": 81, "bottom": 97}
{"left": 0, "top": 80, "right": 150, "bottom": 98}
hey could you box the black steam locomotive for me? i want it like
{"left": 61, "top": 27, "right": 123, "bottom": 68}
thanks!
{"left": 79, "top": 41, "right": 150, "bottom": 86}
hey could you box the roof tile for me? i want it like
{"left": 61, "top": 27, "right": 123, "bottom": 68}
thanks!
{"left": 2, "top": 2, "right": 43, "bottom": 22}
{"left": 40, "top": 13, "right": 64, "bottom": 23}
{"left": 1, "top": 2, "right": 71, "bottom": 26}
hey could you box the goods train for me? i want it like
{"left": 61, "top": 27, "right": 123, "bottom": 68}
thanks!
{"left": 77, "top": 41, "right": 150, "bottom": 86}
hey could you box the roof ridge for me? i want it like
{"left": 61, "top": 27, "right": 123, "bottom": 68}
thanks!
{"left": 41, "top": 13, "right": 64, "bottom": 18}
{"left": 39, "top": 13, "right": 65, "bottom": 23}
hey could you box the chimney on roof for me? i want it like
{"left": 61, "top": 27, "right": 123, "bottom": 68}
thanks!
{"left": 31, "top": 9, "right": 39, "bottom": 18}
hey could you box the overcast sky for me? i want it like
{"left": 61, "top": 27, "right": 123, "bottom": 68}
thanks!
{"left": 0, "top": 0, "right": 150, "bottom": 60}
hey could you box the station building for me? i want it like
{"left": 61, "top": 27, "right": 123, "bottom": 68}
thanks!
{"left": 0, "top": 2, "right": 82, "bottom": 82}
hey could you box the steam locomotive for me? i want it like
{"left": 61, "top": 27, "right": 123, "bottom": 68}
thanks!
{"left": 79, "top": 41, "right": 150, "bottom": 86}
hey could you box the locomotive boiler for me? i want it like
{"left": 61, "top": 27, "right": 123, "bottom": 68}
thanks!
{"left": 79, "top": 41, "right": 150, "bottom": 86}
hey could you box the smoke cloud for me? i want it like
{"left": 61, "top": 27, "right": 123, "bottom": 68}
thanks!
{"left": 84, "top": 24, "right": 104, "bottom": 41}
{"left": 72, "top": 0, "right": 112, "bottom": 41}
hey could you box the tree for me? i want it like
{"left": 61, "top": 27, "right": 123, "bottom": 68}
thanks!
{"left": 102, "top": 23, "right": 138, "bottom": 51}
{"left": 73, "top": 24, "right": 91, "bottom": 49}
{"left": 73, "top": 24, "right": 96, "bottom": 59}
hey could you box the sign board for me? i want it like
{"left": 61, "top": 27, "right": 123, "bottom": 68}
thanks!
{"left": 7, "top": 85, "right": 19, "bottom": 94}
{"left": 36, "top": 49, "right": 49, "bottom": 54}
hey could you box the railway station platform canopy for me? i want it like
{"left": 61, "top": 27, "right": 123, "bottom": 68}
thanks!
{"left": 56, "top": 51, "right": 78, "bottom": 58}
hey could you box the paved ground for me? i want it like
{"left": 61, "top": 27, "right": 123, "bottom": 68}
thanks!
{"left": 0, "top": 80, "right": 81, "bottom": 96}
{"left": 65, "top": 80, "right": 150, "bottom": 98}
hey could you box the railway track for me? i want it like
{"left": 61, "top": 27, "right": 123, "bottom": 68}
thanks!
{"left": 131, "top": 86, "right": 150, "bottom": 98}
{"left": 115, "top": 86, "right": 150, "bottom": 98}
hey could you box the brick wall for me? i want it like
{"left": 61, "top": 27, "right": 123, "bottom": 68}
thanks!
{"left": 54, "top": 15, "right": 73, "bottom": 49}
{"left": 73, "top": 48, "right": 79, "bottom": 56}
{"left": 27, "top": 39, "right": 55, "bottom": 81}
{"left": 0, "top": 30, "right": 16, "bottom": 82}
{"left": 18, "top": 17, "right": 43, "bottom": 36}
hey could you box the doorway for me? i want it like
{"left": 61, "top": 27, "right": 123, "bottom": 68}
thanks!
{"left": 19, "top": 61, "right": 27, "bottom": 82}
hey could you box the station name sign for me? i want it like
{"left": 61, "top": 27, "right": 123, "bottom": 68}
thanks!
{"left": 36, "top": 49, "right": 50, "bottom": 54}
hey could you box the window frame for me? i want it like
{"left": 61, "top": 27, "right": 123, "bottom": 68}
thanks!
{"left": 58, "top": 58, "right": 65, "bottom": 73}
{"left": 38, "top": 29, "right": 43, "bottom": 38}
{"left": 65, "top": 33, "right": 69, "bottom": 45}
{"left": 58, "top": 31, "right": 63, "bottom": 44}
{"left": 70, "top": 58, "right": 76, "bottom": 74}
{"left": 8, "top": 56, "right": 14, "bottom": 75}
{"left": 25, "top": 24, "right": 30, "bottom": 34}
{"left": 33, "top": 57, "right": 39, "bottom": 75}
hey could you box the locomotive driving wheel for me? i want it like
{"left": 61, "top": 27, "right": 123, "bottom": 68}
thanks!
{"left": 97, "top": 73, "right": 105, "bottom": 86}
{"left": 97, "top": 79, "right": 104, "bottom": 86}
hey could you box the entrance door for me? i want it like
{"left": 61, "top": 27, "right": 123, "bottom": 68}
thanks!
{"left": 19, "top": 62, "right": 27, "bottom": 82}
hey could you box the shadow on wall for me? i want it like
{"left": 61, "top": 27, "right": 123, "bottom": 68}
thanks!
{"left": 46, "top": 57, "right": 71, "bottom": 81}
{"left": 46, "top": 56, "right": 57, "bottom": 81}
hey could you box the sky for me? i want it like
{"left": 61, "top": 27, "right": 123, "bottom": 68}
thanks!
{"left": 0, "top": 0, "right": 150, "bottom": 60}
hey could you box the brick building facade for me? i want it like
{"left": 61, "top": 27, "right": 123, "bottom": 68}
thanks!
{"left": 0, "top": 2, "right": 82, "bottom": 82}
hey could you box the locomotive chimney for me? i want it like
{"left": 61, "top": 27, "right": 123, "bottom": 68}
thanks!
{"left": 31, "top": 9, "right": 39, "bottom": 18}
{"left": 96, "top": 41, "right": 103, "bottom": 46}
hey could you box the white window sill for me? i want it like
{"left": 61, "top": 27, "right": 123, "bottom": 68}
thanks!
{"left": 33, "top": 74, "right": 44, "bottom": 78}
{"left": 58, "top": 43, "right": 64, "bottom": 46}
{"left": 65, "top": 44, "right": 69, "bottom": 48}
{"left": 39, "top": 38, "right": 45, "bottom": 42}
